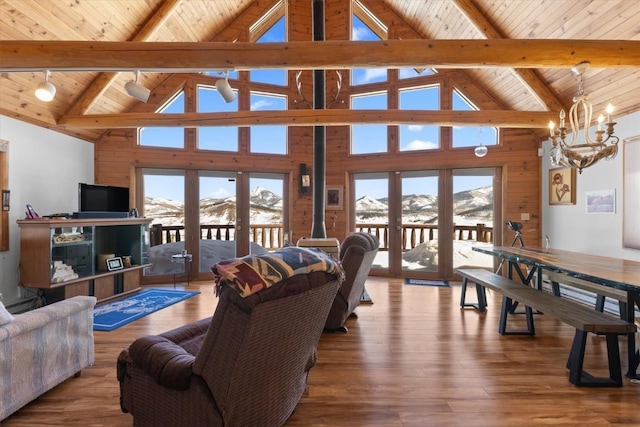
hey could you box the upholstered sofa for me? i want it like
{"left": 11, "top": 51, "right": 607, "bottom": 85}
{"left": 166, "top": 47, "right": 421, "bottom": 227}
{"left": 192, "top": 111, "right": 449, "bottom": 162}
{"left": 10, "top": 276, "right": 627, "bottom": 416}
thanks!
{"left": 0, "top": 296, "right": 96, "bottom": 421}
{"left": 118, "top": 247, "right": 343, "bottom": 427}
{"left": 324, "top": 232, "right": 379, "bottom": 332}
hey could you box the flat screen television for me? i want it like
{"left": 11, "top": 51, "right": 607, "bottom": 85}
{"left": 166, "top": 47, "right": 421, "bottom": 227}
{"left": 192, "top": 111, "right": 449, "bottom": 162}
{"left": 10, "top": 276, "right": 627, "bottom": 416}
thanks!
{"left": 78, "top": 183, "right": 130, "bottom": 213}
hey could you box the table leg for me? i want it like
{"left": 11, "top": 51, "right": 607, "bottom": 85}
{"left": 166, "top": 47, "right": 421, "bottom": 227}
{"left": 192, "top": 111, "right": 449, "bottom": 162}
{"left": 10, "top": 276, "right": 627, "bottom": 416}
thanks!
{"left": 624, "top": 291, "right": 639, "bottom": 379}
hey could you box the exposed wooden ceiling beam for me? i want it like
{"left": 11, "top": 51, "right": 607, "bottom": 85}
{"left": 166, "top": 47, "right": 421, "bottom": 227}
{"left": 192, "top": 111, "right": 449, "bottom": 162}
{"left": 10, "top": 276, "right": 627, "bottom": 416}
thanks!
{"left": 1, "top": 39, "right": 638, "bottom": 71}
{"left": 58, "top": 109, "right": 554, "bottom": 129}
{"left": 452, "top": 0, "right": 567, "bottom": 114}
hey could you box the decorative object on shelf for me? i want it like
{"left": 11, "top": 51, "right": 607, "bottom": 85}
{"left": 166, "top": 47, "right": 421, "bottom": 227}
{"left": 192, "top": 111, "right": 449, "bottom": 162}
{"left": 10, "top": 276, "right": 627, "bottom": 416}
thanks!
{"left": 215, "top": 70, "right": 236, "bottom": 103}
{"left": 548, "top": 61, "right": 618, "bottom": 174}
{"left": 124, "top": 70, "right": 151, "bottom": 102}
{"left": 35, "top": 70, "right": 56, "bottom": 102}
{"left": 549, "top": 167, "right": 576, "bottom": 205}
{"left": 2, "top": 189, "right": 9, "bottom": 211}
{"left": 51, "top": 261, "right": 79, "bottom": 283}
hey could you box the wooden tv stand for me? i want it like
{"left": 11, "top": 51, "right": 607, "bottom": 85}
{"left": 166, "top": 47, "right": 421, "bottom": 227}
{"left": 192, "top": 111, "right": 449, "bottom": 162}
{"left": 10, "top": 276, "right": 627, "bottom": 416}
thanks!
{"left": 17, "top": 217, "right": 152, "bottom": 303}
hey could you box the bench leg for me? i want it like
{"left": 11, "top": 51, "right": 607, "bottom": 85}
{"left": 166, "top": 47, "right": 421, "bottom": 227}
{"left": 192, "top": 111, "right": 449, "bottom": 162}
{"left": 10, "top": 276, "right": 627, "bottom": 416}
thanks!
{"left": 499, "top": 296, "right": 534, "bottom": 335}
{"left": 595, "top": 295, "right": 605, "bottom": 312}
{"left": 567, "top": 330, "right": 623, "bottom": 387}
{"left": 460, "top": 278, "right": 487, "bottom": 312}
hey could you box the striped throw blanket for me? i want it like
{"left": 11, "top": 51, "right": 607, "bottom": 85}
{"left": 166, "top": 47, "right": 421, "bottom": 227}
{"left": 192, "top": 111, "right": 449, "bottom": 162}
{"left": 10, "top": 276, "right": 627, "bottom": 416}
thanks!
{"left": 212, "top": 246, "right": 344, "bottom": 297}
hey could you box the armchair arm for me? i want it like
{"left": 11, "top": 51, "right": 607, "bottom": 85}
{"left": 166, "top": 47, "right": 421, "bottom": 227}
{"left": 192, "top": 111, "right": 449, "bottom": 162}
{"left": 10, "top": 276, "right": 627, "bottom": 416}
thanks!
{"left": 128, "top": 335, "right": 195, "bottom": 391}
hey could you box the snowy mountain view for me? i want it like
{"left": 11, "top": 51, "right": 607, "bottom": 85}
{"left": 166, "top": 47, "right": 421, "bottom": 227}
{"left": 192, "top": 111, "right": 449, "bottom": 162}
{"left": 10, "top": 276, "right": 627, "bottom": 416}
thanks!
{"left": 145, "top": 185, "right": 493, "bottom": 229}
{"left": 145, "top": 185, "right": 493, "bottom": 274}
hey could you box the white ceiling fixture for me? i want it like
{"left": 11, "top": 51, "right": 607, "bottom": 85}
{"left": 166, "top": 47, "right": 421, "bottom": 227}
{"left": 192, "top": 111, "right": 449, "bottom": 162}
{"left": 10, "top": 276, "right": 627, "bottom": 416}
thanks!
{"left": 124, "top": 70, "right": 151, "bottom": 103}
{"left": 215, "top": 71, "right": 236, "bottom": 103}
{"left": 34, "top": 70, "right": 56, "bottom": 102}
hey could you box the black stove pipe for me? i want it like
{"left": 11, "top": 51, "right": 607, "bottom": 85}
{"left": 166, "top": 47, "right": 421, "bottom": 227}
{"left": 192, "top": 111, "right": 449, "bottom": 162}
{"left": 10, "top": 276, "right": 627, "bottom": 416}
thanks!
{"left": 310, "top": 0, "right": 327, "bottom": 238}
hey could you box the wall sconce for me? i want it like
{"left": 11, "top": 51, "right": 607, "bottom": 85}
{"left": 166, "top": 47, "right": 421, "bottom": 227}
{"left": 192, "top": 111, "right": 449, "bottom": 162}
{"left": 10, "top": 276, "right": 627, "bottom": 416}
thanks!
{"left": 2, "top": 190, "right": 9, "bottom": 211}
{"left": 300, "top": 164, "right": 311, "bottom": 194}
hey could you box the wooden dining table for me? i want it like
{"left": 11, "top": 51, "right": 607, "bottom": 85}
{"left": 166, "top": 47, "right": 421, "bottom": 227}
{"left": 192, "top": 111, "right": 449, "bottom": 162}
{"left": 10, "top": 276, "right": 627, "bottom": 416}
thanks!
{"left": 472, "top": 245, "right": 640, "bottom": 379}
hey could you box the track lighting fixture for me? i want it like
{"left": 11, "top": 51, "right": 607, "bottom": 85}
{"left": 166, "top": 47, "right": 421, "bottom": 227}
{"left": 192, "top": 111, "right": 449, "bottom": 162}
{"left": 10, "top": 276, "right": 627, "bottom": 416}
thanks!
{"left": 215, "top": 71, "right": 236, "bottom": 103}
{"left": 124, "top": 70, "right": 151, "bottom": 103}
{"left": 35, "top": 70, "right": 56, "bottom": 102}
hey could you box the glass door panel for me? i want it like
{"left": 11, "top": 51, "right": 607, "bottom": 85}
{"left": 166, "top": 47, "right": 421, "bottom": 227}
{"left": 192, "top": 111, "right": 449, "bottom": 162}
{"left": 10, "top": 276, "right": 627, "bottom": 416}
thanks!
{"left": 354, "top": 173, "right": 389, "bottom": 271}
{"left": 249, "top": 173, "right": 285, "bottom": 253}
{"left": 452, "top": 169, "right": 494, "bottom": 271}
{"left": 401, "top": 171, "right": 439, "bottom": 274}
{"left": 142, "top": 169, "right": 186, "bottom": 278}
{"left": 199, "top": 171, "right": 237, "bottom": 273}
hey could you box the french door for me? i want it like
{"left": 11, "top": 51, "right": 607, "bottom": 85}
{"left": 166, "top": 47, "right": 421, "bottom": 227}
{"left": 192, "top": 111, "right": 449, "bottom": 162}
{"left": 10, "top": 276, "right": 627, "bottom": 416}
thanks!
{"left": 352, "top": 168, "right": 498, "bottom": 279}
{"left": 138, "top": 168, "right": 286, "bottom": 283}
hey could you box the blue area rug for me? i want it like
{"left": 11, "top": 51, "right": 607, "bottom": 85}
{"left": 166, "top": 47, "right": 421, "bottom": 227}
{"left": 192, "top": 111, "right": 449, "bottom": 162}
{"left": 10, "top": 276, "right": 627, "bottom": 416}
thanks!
{"left": 93, "top": 288, "right": 200, "bottom": 331}
{"left": 404, "top": 278, "right": 450, "bottom": 287}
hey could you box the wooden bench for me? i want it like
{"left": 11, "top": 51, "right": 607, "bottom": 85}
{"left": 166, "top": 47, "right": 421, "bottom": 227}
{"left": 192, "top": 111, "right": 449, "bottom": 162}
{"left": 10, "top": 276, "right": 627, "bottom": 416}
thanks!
{"left": 544, "top": 270, "right": 627, "bottom": 313}
{"left": 456, "top": 268, "right": 637, "bottom": 387}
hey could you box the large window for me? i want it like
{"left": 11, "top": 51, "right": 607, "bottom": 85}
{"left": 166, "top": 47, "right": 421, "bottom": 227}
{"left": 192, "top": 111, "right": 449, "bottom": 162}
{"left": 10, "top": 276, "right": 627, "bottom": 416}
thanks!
{"left": 398, "top": 86, "right": 440, "bottom": 151}
{"left": 197, "top": 85, "right": 238, "bottom": 152}
{"left": 139, "top": 93, "right": 185, "bottom": 148}
{"left": 351, "top": 92, "right": 387, "bottom": 154}
{"left": 351, "top": 15, "right": 386, "bottom": 85}
{"left": 250, "top": 92, "right": 287, "bottom": 154}
{"left": 452, "top": 89, "right": 498, "bottom": 149}
{"left": 250, "top": 16, "right": 287, "bottom": 86}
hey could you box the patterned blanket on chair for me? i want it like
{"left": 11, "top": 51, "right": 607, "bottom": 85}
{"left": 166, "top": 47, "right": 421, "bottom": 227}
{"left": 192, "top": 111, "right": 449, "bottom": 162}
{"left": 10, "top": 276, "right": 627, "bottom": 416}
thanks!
{"left": 212, "top": 246, "right": 344, "bottom": 297}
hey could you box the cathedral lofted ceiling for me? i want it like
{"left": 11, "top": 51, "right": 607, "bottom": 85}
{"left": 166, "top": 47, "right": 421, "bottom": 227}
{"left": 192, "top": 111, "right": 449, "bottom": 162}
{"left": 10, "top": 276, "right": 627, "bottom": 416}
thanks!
{"left": 0, "top": 0, "right": 638, "bottom": 143}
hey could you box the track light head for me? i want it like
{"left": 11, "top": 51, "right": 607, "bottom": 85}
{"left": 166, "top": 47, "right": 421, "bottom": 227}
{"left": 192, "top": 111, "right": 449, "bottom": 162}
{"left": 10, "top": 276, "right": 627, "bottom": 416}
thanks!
{"left": 215, "top": 72, "right": 236, "bottom": 103}
{"left": 124, "top": 70, "right": 151, "bottom": 102}
{"left": 35, "top": 70, "right": 56, "bottom": 102}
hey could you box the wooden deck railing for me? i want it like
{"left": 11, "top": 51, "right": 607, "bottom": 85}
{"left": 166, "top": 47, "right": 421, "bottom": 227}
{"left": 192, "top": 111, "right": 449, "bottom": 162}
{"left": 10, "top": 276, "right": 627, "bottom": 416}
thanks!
{"left": 150, "top": 222, "right": 492, "bottom": 251}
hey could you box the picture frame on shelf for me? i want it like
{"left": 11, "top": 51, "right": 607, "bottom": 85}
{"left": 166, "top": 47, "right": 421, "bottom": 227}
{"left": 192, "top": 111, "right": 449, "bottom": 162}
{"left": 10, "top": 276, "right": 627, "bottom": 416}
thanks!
{"left": 106, "top": 257, "right": 124, "bottom": 271}
{"left": 549, "top": 167, "right": 576, "bottom": 205}
{"left": 326, "top": 186, "right": 343, "bottom": 210}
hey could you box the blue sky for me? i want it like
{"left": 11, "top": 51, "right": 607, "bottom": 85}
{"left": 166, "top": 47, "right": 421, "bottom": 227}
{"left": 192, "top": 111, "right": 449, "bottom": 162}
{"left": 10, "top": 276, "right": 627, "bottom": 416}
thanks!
{"left": 143, "top": 15, "right": 494, "bottom": 203}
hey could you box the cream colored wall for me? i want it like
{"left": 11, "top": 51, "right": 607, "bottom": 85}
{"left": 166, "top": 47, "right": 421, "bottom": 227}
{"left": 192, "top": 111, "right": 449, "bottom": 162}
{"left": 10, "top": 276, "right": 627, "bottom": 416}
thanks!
{"left": 0, "top": 115, "right": 94, "bottom": 307}
{"left": 541, "top": 111, "right": 640, "bottom": 261}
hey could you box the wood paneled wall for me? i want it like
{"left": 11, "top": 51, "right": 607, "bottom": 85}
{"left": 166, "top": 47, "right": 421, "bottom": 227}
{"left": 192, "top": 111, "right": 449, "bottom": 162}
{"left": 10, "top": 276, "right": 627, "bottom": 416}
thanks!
{"left": 94, "top": 0, "right": 541, "bottom": 254}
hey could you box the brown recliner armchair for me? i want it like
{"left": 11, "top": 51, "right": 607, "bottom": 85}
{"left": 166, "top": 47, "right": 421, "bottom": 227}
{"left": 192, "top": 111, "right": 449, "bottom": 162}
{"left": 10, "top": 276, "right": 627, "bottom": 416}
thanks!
{"left": 117, "top": 267, "right": 341, "bottom": 426}
{"left": 324, "top": 232, "right": 379, "bottom": 332}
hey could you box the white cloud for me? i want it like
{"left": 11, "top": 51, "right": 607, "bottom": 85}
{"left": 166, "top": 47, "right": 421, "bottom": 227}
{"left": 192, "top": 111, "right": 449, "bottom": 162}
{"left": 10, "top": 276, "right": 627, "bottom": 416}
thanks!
{"left": 361, "top": 68, "right": 387, "bottom": 83}
{"left": 405, "top": 139, "right": 438, "bottom": 151}
{"left": 352, "top": 27, "right": 368, "bottom": 41}
{"left": 408, "top": 125, "right": 424, "bottom": 132}
{"left": 251, "top": 100, "right": 272, "bottom": 110}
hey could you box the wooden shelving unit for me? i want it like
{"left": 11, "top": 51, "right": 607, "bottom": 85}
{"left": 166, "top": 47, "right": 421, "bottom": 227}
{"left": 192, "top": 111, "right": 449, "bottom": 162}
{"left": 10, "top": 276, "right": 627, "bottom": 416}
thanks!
{"left": 17, "top": 217, "right": 152, "bottom": 303}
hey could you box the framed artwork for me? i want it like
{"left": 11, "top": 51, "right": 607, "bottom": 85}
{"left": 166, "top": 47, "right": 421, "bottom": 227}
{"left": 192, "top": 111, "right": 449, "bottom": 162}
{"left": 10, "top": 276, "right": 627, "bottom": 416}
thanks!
{"left": 326, "top": 186, "right": 343, "bottom": 210}
{"left": 623, "top": 135, "right": 640, "bottom": 249}
{"left": 585, "top": 189, "right": 615, "bottom": 214}
{"left": 549, "top": 167, "right": 576, "bottom": 205}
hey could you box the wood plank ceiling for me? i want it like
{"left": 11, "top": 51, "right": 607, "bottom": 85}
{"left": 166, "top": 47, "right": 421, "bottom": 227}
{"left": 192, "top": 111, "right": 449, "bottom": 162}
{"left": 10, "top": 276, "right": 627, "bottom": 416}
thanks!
{"left": 0, "top": 0, "right": 638, "bottom": 143}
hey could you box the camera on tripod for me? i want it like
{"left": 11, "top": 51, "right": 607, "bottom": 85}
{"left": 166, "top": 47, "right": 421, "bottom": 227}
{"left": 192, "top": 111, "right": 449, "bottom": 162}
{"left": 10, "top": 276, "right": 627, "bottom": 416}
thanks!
{"left": 507, "top": 221, "right": 523, "bottom": 232}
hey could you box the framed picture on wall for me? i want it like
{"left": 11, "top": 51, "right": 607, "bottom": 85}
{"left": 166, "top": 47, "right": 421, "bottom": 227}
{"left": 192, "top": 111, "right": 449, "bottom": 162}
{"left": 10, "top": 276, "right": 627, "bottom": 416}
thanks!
{"left": 549, "top": 167, "right": 576, "bottom": 205}
{"left": 326, "top": 186, "right": 343, "bottom": 210}
{"left": 585, "top": 189, "right": 615, "bottom": 214}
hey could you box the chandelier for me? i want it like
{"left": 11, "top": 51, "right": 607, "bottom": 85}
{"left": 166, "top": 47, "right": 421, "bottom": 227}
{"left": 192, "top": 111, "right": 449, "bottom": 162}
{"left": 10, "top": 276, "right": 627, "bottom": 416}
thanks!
{"left": 548, "top": 61, "right": 618, "bottom": 174}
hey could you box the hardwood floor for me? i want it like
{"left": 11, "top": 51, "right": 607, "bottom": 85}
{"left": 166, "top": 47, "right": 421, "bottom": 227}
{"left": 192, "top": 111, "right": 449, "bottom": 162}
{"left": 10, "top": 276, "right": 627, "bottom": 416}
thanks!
{"left": 4, "top": 278, "right": 639, "bottom": 426}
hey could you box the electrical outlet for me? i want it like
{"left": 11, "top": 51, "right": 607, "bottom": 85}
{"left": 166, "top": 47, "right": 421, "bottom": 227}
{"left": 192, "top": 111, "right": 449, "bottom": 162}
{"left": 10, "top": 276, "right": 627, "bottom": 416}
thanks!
{"left": 521, "top": 213, "right": 530, "bottom": 221}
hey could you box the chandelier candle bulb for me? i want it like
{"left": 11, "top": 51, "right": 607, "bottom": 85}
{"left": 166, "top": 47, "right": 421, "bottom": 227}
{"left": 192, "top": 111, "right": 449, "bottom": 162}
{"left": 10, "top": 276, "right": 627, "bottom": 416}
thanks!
{"left": 597, "top": 115, "right": 604, "bottom": 131}
{"left": 606, "top": 103, "right": 614, "bottom": 123}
